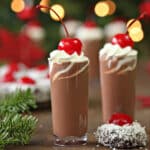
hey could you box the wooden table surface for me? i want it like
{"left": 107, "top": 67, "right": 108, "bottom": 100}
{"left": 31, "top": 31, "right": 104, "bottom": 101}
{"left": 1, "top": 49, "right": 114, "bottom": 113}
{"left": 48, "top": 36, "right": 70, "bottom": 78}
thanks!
{"left": 7, "top": 62, "right": 150, "bottom": 150}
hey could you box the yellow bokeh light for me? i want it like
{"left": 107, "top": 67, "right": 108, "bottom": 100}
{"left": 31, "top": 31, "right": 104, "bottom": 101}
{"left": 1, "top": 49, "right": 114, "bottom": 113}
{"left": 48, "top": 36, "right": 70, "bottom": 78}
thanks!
{"left": 129, "top": 27, "right": 144, "bottom": 42}
{"left": 11, "top": 0, "right": 25, "bottom": 13}
{"left": 39, "top": 0, "right": 50, "bottom": 13}
{"left": 94, "top": 1, "right": 110, "bottom": 17}
{"left": 49, "top": 4, "right": 65, "bottom": 21}
{"left": 106, "top": 0, "right": 116, "bottom": 15}
{"left": 127, "top": 19, "right": 142, "bottom": 32}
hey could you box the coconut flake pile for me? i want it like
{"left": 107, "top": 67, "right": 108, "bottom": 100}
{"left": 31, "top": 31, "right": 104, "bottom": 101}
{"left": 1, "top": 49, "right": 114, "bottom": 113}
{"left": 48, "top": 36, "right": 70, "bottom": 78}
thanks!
{"left": 95, "top": 122, "right": 147, "bottom": 148}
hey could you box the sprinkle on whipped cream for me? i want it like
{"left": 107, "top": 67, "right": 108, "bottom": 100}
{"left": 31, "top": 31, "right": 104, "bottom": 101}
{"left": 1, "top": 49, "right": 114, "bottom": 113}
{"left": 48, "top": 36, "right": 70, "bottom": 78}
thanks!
{"left": 95, "top": 122, "right": 147, "bottom": 149}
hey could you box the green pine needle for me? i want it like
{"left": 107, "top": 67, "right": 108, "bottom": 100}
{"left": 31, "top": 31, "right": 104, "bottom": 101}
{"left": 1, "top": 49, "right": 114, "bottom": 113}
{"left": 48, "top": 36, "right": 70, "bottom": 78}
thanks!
{"left": 0, "top": 114, "right": 38, "bottom": 146}
{"left": 0, "top": 89, "right": 37, "bottom": 114}
{"left": 0, "top": 114, "right": 37, "bottom": 147}
{"left": 0, "top": 89, "right": 38, "bottom": 149}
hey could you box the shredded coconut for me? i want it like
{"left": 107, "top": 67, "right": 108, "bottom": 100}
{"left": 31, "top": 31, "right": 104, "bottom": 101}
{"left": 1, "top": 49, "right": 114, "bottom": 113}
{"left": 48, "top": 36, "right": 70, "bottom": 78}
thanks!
{"left": 95, "top": 122, "right": 147, "bottom": 148}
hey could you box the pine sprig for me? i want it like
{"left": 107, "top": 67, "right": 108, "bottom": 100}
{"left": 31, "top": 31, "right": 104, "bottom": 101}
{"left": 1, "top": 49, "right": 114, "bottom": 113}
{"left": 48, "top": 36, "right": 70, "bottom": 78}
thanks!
{"left": 0, "top": 114, "right": 38, "bottom": 146}
{"left": 0, "top": 89, "right": 37, "bottom": 114}
{"left": 0, "top": 89, "right": 38, "bottom": 149}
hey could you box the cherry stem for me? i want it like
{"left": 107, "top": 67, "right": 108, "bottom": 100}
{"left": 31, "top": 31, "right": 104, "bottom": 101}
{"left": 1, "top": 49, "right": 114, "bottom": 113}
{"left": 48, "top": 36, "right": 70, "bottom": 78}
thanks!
{"left": 126, "top": 12, "right": 147, "bottom": 33}
{"left": 36, "top": 5, "right": 70, "bottom": 38}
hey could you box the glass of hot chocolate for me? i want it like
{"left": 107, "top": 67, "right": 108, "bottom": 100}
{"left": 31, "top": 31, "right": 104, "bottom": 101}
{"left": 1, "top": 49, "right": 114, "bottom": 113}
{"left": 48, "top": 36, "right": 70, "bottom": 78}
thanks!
{"left": 48, "top": 38, "right": 89, "bottom": 146}
{"left": 99, "top": 34, "right": 138, "bottom": 122}
{"left": 76, "top": 20, "right": 104, "bottom": 102}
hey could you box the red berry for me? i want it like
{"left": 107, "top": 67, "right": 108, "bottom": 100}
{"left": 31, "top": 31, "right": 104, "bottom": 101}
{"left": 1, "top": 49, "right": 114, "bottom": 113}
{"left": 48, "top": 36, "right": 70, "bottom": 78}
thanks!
{"left": 58, "top": 38, "right": 82, "bottom": 55}
{"left": 2, "top": 72, "right": 15, "bottom": 82}
{"left": 109, "top": 113, "right": 133, "bottom": 126}
{"left": 111, "top": 34, "right": 134, "bottom": 48}
{"left": 84, "top": 20, "right": 97, "bottom": 28}
{"left": 19, "top": 76, "right": 35, "bottom": 84}
{"left": 36, "top": 64, "right": 47, "bottom": 71}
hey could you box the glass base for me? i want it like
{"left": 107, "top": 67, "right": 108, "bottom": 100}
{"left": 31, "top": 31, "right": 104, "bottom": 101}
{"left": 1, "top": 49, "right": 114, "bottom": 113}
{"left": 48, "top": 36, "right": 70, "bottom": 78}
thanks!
{"left": 53, "top": 134, "right": 87, "bottom": 146}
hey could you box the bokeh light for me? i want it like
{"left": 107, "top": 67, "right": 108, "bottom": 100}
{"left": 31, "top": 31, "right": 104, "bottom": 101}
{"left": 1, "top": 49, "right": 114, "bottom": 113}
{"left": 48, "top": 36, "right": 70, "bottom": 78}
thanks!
{"left": 129, "top": 27, "right": 144, "bottom": 42}
{"left": 49, "top": 4, "right": 65, "bottom": 21}
{"left": 11, "top": 0, "right": 25, "bottom": 13}
{"left": 127, "top": 19, "right": 142, "bottom": 32}
{"left": 39, "top": 0, "right": 50, "bottom": 13}
{"left": 106, "top": 0, "right": 116, "bottom": 15}
{"left": 94, "top": 1, "right": 110, "bottom": 17}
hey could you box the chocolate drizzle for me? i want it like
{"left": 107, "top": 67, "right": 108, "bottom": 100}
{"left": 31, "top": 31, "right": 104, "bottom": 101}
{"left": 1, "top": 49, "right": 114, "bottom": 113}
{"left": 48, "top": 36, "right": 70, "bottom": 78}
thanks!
{"left": 52, "top": 61, "right": 89, "bottom": 82}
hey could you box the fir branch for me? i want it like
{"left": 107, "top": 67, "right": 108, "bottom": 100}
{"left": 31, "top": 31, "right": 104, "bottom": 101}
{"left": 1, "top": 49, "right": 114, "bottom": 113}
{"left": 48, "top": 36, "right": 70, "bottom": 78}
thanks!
{"left": 0, "top": 89, "right": 37, "bottom": 114}
{"left": 0, "top": 114, "right": 38, "bottom": 146}
{"left": 0, "top": 89, "right": 38, "bottom": 149}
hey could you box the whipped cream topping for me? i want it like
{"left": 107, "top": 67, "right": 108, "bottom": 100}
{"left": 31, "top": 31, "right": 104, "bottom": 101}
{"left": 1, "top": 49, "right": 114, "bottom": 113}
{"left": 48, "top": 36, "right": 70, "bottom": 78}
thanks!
{"left": 76, "top": 26, "right": 104, "bottom": 40}
{"left": 95, "top": 122, "right": 147, "bottom": 148}
{"left": 60, "top": 20, "right": 82, "bottom": 37}
{"left": 100, "top": 43, "right": 138, "bottom": 74}
{"left": 49, "top": 50, "right": 89, "bottom": 82}
{"left": 49, "top": 50, "right": 89, "bottom": 63}
{"left": 24, "top": 26, "right": 46, "bottom": 41}
{"left": 100, "top": 43, "right": 137, "bottom": 58}
{"left": 104, "top": 21, "right": 126, "bottom": 39}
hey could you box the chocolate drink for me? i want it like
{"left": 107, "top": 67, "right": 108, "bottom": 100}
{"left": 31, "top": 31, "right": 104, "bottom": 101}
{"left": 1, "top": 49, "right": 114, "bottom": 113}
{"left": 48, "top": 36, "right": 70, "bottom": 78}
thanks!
{"left": 82, "top": 39, "right": 100, "bottom": 81}
{"left": 99, "top": 43, "right": 138, "bottom": 122}
{"left": 82, "top": 39, "right": 101, "bottom": 102}
{"left": 49, "top": 50, "right": 89, "bottom": 145}
{"left": 76, "top": 22, "right": 104, "bottom": 102}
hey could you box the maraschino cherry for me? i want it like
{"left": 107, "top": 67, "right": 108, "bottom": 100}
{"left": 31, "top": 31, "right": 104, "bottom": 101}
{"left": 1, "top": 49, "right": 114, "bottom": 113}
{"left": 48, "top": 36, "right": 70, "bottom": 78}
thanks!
{"left": 58, "top": 38, "right": 82, "bottom": 55}
{"left": 19, "top": 76, "right": 35, "bottom": 84}
{"left": 84, "top": 20, "right": 97, "bottom": 28}
{"left": 111, "top": 12, "right": 148, "bottom": 48}
{"left": 111, "top": 33, "right": 134, "bottom": 48}
{"left": 36, "top": 5, "right": 82, "bottom": 56}
{"left": 17, "top": 6, "right": 37, "bottom": 21}
{"left": 109, "top": 113, "right": 133, "bottom": 126}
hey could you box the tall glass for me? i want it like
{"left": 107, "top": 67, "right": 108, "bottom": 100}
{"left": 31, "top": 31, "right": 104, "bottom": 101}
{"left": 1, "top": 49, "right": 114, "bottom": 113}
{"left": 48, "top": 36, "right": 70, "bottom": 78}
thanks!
{"left": 76, "top": 25, "right": 104, "bottom": 102}
{"left": 49, "top": 60, "right": 89, "bottom": 146}
{"left": 99, "top": 45, "right": 137, "bottom": 122}
{"left": 82, "top": 39, "right": 101, "bottom": 102}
